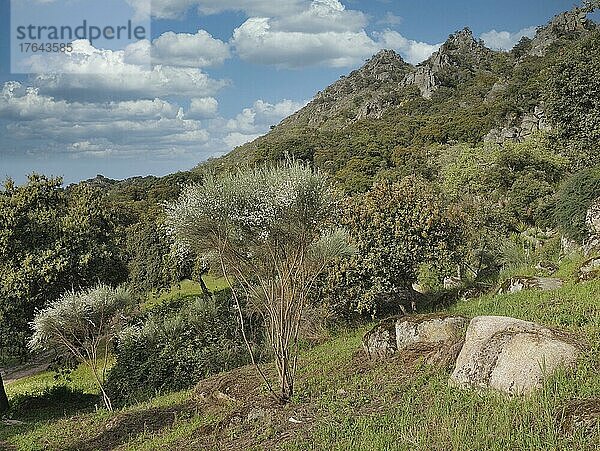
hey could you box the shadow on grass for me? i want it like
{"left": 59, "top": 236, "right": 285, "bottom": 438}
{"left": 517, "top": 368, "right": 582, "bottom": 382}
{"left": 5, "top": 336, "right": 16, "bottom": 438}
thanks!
{"left": 8, "top": 385, "right": 98, "bottom": 422}
{"left": 0, "top": 386, "right": 99, "bottom": 448}
{"left": 65, "top": 401, "right": 198, "bottom": 451}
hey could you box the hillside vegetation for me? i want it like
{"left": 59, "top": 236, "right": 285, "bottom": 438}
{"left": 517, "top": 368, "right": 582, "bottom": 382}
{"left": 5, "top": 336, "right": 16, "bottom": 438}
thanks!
{"left": 1, "top": 268, "right": 599, "bottom": 450}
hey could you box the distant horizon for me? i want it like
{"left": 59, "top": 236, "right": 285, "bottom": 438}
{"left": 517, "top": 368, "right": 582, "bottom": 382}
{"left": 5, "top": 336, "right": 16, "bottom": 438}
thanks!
{"left": 0, "top": 0, "right": 592, "bottom": 185}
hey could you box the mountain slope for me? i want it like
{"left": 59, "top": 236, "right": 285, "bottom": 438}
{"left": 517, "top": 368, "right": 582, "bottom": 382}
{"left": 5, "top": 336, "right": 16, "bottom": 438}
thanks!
{"left": 202, "top": 4, "right": 598, "bottom": 192}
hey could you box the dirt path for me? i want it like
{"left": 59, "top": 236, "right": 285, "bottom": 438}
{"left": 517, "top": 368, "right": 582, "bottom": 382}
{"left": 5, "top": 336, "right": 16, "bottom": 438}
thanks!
{"left": 1, "top": 352, "right": 53, "bottom": 385}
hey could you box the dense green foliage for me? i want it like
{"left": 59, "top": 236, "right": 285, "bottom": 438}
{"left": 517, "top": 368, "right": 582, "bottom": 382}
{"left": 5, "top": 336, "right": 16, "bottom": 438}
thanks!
{"left": 554, "top": 166, "right": 600, "bottom": 242}
{"left": 545, "top": 30, "right": 600, "bottom": 168}
{"left": 0, "top": 175, "right": 126, "bottom": 359}
{"left": 125, "top": 218, "right": 194, "bottom": 296}
{"left": 320, "top": 177, "right": 461, "bottom": 317}
{"left": 106, "top": 292, "right": 251, "bottom": 404}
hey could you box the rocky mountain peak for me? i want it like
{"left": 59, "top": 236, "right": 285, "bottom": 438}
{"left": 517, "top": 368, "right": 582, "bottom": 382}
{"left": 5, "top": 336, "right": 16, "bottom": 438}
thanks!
{"left": 403, "top": 27, "right": 493, "bottom": 99}
{"left": 528, "top": 4, "right": 597, "bottom": 56}
{"left": 434, "top": 27, "right": 490, "bottom": 62}
{"left": 286, "top": 49, "right": 412, "bottom": 126}
{"left": 446, "top": 27, "right": 477, "bottom": 47}
{"left": 359, "top": 49, "right": 409, "bottom": 78}
{"left": 368, "top": 49, "right": 405, "bottom": 64}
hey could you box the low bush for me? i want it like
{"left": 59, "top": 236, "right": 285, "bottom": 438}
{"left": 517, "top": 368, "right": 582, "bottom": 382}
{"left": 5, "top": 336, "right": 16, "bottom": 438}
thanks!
{"left": 554, "top": 165, "right": 600, "bottom": 242}
{"left": 106, "top": 291, "right": 259, "bottom": 405}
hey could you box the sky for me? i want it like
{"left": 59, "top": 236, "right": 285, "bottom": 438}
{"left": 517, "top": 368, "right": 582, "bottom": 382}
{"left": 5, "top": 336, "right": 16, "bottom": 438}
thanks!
{"left": 0, "top": 0, "right": 591, "bottom": 184}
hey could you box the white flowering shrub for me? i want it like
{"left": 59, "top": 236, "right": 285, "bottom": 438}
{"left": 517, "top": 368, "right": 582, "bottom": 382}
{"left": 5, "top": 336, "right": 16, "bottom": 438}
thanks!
{"left": 29, "top": 284, "right": 133, "bottom": 411}
{"left": 165, "top": 161, "right": 353, "bottom": 401}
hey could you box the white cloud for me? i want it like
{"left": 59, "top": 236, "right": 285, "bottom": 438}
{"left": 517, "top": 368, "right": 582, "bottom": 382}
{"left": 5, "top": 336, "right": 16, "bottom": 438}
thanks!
{"left": 188, "top": 97, "right": 219, "bottom": 118}
{"left": 275, "top": 0, "right": 368, "bottom": 33}
{"left": 0, "top": 80, "right": 212, "bottom": 160}
{"left": 28, "top": 40, "right": 228, "bottom": 101}
{"left": 145, "top": 0, "right": 304, "bottom": 19}
{"left": 230, "top": 0, "right": 440, "bottom": 68}
{"left": 375, "top": 30, "right": 441, "bottom": 64}
{"left": 151, "top": 30, "right": 230, "bottom": 67}
{"left": 232, "top": 17, "right": 378, "bottom": 68}
{"left": 226, "top": 99, "right": 306, "bottom": 134}
{"left": 480, "top": 26, "right": 537, "bottom": 51}
{"left": 0, "top": 79, "right": 305, "bottom": 162}
{"left": 223, "top": 132, "right": 263, "bottom": 148}
{"left": 0, "top": 82, "right": 180, "bottom": 121}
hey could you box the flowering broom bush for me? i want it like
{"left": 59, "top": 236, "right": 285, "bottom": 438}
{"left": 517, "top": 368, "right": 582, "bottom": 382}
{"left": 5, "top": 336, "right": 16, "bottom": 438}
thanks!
{"left": 29, "top": 284, "right": 133, "bottom": 411}
{"left": 165, "top": 161, "right": 352, "bottom": 402}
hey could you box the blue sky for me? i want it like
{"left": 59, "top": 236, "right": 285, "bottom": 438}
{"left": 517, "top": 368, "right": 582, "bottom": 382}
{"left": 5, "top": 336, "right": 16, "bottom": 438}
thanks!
{"left": 0, "top": 0, "right": 591, "bottom": 184}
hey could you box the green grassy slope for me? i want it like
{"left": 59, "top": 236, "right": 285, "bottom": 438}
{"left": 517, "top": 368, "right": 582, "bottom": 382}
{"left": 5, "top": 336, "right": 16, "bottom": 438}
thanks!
{"left": 1, "top": 278, "right": 599, "bottom": 450}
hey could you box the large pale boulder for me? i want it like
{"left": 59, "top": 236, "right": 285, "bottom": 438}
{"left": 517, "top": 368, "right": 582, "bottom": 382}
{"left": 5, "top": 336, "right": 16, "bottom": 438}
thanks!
{"left": 395, "top": 315, "right": 467, "bottom": 350}
{"left": 362, "top": 317, "right": 398, "bottom": 358}
{"left": 363, "top": 314, "right": 468, "bottom": 363}
{"left": 450, "top": 316, "right": 582, "bottom": 395}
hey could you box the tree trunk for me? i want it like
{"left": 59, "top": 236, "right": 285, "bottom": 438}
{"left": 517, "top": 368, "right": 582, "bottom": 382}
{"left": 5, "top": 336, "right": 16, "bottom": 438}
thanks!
{"left": 198, "top": 274, "right": 211, "bottom": 297}
{"left": 0, "top": 373, "right": 9, "bottom": 414}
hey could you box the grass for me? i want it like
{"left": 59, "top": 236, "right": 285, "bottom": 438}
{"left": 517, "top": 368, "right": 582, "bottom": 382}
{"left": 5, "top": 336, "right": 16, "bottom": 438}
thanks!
{"left": 1, "top": 277, "right": 599, "bottom": 450}
{"left": 142, "top": 277, "right": 229, "bottom": 311}
{"left": 5, "top": 357, "right": 113, "bottom": 400}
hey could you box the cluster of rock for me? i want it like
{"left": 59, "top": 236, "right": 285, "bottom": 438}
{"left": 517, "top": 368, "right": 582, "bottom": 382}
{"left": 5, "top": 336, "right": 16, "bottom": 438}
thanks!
{"left": 363, "top": 314, "right": 467, "bottom": 365}
{"left": 584, "top": 198, "right": 600, "bottom": 255}
{"left": 527, "top": 4, "right": 597, "bottom": 58}
{"left": 408, "top": 28, "right": 493, "bottom": 99}
{"left": 297, "top": 49, "right": 412, "bottom": 126}
{"left": 364, "top": 314, "right": 584, "bottom": 396}
{"left": 579, "top": 257, "right": 600, "bottom": 282}
{"left": 484, "top": 105, "right": 552, "bottom": 145}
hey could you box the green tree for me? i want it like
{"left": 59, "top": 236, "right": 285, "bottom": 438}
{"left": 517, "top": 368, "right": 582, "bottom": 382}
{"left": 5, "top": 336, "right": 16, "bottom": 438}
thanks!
{"left": 545, "top": 30, "right": 600, "bottom": 169}
{"left": 125, "top": 218, "right": 180, "bottom": 295}
{"left": 165, "top": 162, "right": 352, "bottom": 402}
{"left": 321, "top": 176, "right": 462, "bottom": 318}
{"left": 0, "top": 175, "right": 126, "bottom": 407}
{"left": 29, "top": 284, "right": 133, "bottom": 411}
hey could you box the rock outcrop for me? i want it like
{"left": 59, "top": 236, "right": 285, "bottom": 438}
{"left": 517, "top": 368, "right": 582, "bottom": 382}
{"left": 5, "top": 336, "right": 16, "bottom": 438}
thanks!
{"left": 406, "top": 28, "right": 494, "bottom": 100}
{"left": 300, "top": 49, "right": 413, "bottom": 125}
{"left": 449, "top": 316, "right": 582, "bottom": 395}
{"left": 404, "top": 66, "right": 438, "bottom": 100}
{"left": 579, "top": 256, "right": 600, "bottom": 281}
{"left": 497, "top": 276, "right": 563, "bottom": 294}
{"left": 584, "top": 198, "right": 600, "bottom": 254}
{"left": 558, "top": 398, "right": 600, "bottom": 434}
{"left": 363, "top": 314, "right": 468, "bottom": 361}
{"left": 484, "top": 105, "right": 551, "bottom": 144}
{"left": 528, "top": 4, "right": 597, "bottom": 57}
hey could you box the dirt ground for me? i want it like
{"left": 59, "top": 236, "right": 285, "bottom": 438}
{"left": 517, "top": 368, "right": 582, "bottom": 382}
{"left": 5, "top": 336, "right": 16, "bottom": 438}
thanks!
{"left": 1, "top": 352, "right": 54, "bottom": 385}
